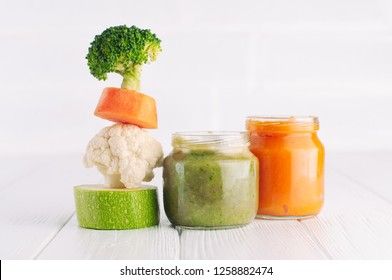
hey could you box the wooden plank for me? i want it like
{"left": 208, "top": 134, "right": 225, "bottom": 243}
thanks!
{"left": 328, "top": 151, "right": 392, "bottom": 204}
{"left": 37, "top": 216, "right": 180, "bottom": 260}
{"left": 0, "top": 155, "right": 100, "bottom": 259}
{"left": 3, "top": 152, "right": 392, "bottom": 260}
{"left": 180, "top": 154, "right": 392, "bottom": 259}
{"left": 180, "top": 220, "right": 329, "bottom": 259}
{"left": 0, "top": 155, "right": 50, "bottom": 190}
{"left": 300, "top": 160, "right": 392, "bottom": 259}
{"left": 37, "top": 166, "right": 180, "bottom": 260}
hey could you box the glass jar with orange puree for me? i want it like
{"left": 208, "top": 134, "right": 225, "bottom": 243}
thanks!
{"left": 246, "top": 116, "right": 325, "bottom": 219}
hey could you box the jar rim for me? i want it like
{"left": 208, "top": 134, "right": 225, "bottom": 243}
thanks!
{"left": 246, "top": 115, "right": 318, "bottom": 124}
{"left": 173, "top": 131, "right": 248, "bottom": 137}
{"left": 246, "top": 116, "right": 319, "bottom": 132}
{"left": 172, "top": 131, "right": 249, "bottom": 149}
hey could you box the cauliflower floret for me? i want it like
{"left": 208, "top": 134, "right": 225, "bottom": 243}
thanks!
{"left": 84, "top": 124, "right": 163, "bottom": 188}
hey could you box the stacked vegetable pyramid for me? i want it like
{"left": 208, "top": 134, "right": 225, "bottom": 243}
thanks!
{"left": 74, "top": 25, "right": 163, "bottom": 230}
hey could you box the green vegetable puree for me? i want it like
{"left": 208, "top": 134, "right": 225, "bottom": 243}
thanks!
{"left": 163, "top": 149, "right": 258, "bottom": 228}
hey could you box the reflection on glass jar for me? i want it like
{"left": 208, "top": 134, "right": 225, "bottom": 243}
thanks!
{"left": 246, "top": 116, "right": 325, "bottom": 219}
{"left": 163, "top": 132, "right": 259, "bottom": 229}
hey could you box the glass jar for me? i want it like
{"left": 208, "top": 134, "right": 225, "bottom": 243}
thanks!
{"left": 163, "top": 132, "right": 259, "bottom": 229}
{"left": 246, "top": 116, "right": 325, "bottom": 219}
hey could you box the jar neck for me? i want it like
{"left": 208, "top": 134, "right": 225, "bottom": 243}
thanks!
{"left": 246, "top": 116, "right": 319, "bottom": 133}
{"left": 172, "top": 131, "right": 249, "bottom": 150}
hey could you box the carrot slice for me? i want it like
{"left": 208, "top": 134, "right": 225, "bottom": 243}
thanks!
{"left": 94, "top": 87, "right": 158, "bottom": 129}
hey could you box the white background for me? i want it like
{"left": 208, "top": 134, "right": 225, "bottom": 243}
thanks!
{"left": 1, "top": 0, "right": 392, "bottom": 156}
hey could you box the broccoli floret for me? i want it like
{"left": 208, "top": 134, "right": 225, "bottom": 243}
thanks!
{"left": 86, "top": 25, "right": 161, "bottom": 91}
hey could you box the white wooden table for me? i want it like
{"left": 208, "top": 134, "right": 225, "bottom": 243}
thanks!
{"left": 1, "top": 151, "right": 392, "bottom": 260}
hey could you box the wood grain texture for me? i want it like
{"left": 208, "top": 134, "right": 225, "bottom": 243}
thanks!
{"left": 299, "top": 159, "right": 392, "bottom": 259}
{"left": 37, "top": 216, "right": 180, "bottom": 259}
{"left": 180, "top": 220, "right": 329, "bottom": 259}
{"left": 179, "top": 154, "right": 392, "bottom": 259}
{"left": 0, "top": 155, "right": 100, "bottom": 259}
{"left": 2, "top": 152, "right": 392, "bottom": 260}
{"left": 0, "top": 156, "right": 50, "bottom": 191}
{"left": 329, "top": 151, "right": 392, "bottom": 204}
{"left": 36, "top": 165, "right": 180, "bottom": 259}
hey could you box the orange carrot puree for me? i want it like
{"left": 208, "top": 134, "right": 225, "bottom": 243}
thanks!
{"left": 246, "top": 116, "right": 325, "bottom": 218}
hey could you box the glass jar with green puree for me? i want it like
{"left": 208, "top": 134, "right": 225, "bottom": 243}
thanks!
{"left": 163, "top": 132, "right": 259, "bottom": 229}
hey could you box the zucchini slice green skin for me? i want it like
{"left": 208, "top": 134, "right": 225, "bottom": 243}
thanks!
{"left": 74, "top": 185, "right": 159, "bottom": 230}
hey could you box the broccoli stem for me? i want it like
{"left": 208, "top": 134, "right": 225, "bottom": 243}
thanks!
{"left": 120, "top": 64, "right": 142, "bottom": 91}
